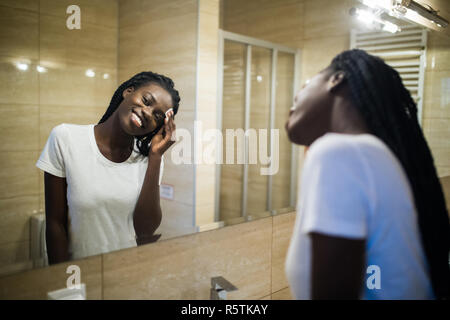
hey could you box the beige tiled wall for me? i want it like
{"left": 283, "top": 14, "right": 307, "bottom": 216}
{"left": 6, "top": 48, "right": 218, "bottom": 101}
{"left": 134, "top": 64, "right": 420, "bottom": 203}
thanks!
{"left": 0, "top": 255, "right": 102, "bottom": 299}
{"left": 272, "top": 287, "right": 293, "bottom": 300}
{"left": 0, "top": 212, "right": 296, "bottom": 300}
{"left": 222, "top": 0, "right": 305, "bottom": 49}
{"left": 103, "top": 216, "right": 272, "bottom": 299}
{"left": 440, "top": 176, "right": 450, "bottom": 213}
{"left": 195, "top": 0, "right": 219, "bottom": 226}
{"left": 0, "top": 0, "right": 118, "bottom": 275}
{"left": 423, "top": 30, "right": 450, "bottom": 177}
{"left": 0, "top": 1, "right": 40, "bottom": 275}
{"left": 272, "top": 213, "right": 296, "bottom": 293}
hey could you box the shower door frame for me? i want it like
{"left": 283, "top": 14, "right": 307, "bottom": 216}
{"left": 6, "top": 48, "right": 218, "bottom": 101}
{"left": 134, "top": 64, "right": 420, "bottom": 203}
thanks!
{"left": 215, "top": 30, "right": 301, "bottom": 221}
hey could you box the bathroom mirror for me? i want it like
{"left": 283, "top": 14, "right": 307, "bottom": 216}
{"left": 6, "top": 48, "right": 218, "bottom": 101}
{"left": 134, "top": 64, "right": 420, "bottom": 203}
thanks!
{"left": 1, "top": 0, "right": 449, "bottom": 279}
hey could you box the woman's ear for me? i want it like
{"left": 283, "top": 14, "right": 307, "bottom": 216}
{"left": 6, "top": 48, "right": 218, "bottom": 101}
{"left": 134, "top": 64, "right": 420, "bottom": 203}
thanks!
{"left": 327, "top": 71, "right": 346, "bottom": 93}
{"left": 122, "top": 87, "right": 134, "bottom": 99}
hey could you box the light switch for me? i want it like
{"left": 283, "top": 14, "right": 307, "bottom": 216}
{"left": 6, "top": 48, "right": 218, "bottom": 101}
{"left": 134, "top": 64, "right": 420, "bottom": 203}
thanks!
{"left": 160, "top": 184, "right": 174, "bottom": 200}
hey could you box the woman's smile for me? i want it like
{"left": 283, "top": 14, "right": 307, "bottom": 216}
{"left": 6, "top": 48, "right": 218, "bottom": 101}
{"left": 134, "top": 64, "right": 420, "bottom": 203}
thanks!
{"left": 129, "top": 108, "right": 158, "bottom": 132}
{"left": 131, "top": 111, "right": 144, "bottom": 128}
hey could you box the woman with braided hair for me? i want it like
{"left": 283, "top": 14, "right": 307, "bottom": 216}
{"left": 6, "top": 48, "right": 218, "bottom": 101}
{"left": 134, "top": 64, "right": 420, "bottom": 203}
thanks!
{"left": 36, "top": 71, "right": 180, "bottom": 264}
{"left": 285, "top": 49, "right": 449, "bottom": 299}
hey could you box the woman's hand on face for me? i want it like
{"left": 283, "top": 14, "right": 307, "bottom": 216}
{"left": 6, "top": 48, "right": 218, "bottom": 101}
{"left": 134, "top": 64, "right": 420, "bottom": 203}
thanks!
{"left": 150, "top": 109, "right": 176, "bottom": 157}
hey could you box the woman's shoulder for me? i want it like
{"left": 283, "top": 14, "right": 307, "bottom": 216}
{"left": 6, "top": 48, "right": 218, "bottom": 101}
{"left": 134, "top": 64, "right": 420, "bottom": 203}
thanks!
{"left": 50, "top": 123, "right": 93, "bottom": 141}
{"left": 307, "top": 133, "right": 359, "bottom": 162}
{"left": 303, "top": 133, "right": 376, "bottom": 182}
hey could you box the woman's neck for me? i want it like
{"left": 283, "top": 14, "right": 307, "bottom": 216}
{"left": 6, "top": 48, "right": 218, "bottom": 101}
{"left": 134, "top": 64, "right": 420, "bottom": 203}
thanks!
{"left": 329, "top": 97, "right": 371, "bottom": 136}
{"left": 94, "top": 112, "right": 134, "bottom": 151}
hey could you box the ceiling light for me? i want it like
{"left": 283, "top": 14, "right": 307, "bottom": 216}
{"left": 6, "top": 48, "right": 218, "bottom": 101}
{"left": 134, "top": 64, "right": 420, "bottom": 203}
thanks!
{"left": 382, "top": 20, "right": 401, "bottom": 33}
{"left": 16, "top": 62, "right": 29, "bottom": 71}
{"left": 362, "top": 0, "right": 392, "bottom": 10}
{"left": 398, "top": 0, "right": 448, "bottom": 28}
{"left": 350, "top": 7, "right": 401, "bottom": 33}
{"left": 360, "top": 0, "right": 449, "bottom": 30}
{"left": 85, "top": 69, "right": 95, "bottom": 78}
{"left": 36, "top": 65, "right": 47, "bottom": 73}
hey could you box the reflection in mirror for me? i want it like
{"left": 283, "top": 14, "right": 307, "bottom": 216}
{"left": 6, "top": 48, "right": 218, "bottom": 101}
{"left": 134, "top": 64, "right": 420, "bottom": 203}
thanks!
{"left": 1, "top": 0, "right": 449, "bottom": 284}
{"left": 0, "top": 0, "right": 298, "bottom": 278}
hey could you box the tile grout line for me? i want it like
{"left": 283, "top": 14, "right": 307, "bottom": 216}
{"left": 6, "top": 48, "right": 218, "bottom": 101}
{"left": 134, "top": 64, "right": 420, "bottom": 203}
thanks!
{"left": 101, "top": 254, "right": 104, "bottom": 300}
{"left": 272, "top": 286, "right": 289, "bottom": 295}
{"left": 271, "top": 286, "right": 290, "bottom": 299}
{"left": 37, "top": 0, "right": 41, "bottom": 213}
{"left": 0, "top": 4, "right": 36, "bottom": 13}
{"left": 270, "top": 216, "right": 273, "bottom": 297}
{"left": 0, "top": 193, "right": 41, "bottom": 201}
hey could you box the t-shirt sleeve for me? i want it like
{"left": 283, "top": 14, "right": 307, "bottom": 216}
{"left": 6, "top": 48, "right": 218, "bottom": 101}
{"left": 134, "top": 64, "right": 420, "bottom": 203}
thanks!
{"left": 300, "top": 139, "right": 372, "bottom": 239}
{"left": 36, "top": 124, "right": 67, "bottom": 178}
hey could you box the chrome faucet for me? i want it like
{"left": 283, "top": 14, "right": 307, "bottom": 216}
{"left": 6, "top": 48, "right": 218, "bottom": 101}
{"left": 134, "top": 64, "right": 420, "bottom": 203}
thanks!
{"left": 210, "top": 276, "right": 238, "bottom": 300}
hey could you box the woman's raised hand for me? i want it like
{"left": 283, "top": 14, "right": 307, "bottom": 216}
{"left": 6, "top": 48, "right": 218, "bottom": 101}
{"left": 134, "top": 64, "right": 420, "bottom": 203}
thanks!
{"left": 150, "top": 109, "right": 176, "bottom": 156}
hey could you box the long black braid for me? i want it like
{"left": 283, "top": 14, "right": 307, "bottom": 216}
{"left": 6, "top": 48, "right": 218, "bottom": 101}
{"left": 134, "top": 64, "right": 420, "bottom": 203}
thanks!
{"left": 328, "top": 49, "right": 450, "bottom": 299}
{"left": 99, "top": 71, "right": 180, "bottom": 156}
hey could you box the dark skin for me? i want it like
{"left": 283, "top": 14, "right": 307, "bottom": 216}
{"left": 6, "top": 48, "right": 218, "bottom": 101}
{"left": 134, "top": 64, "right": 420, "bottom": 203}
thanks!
{"left": 285, "top": 67, "right": 369, "bottom": 299}
{"left": 45, "top": 83, "right": 176, "bottom": 264}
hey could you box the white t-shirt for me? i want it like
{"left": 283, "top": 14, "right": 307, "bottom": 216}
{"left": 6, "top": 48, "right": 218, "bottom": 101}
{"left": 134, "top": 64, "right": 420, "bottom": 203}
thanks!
{"left": 285, "top": 133, "right": 434, "bottom": 300}
{"left": 36, "top": 123, "right": 164, "bottom": 260}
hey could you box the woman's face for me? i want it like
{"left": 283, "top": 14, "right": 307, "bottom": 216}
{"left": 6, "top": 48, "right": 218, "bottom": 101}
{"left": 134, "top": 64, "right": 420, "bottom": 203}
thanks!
{"left": 285, "top": 68, "right": 336, "bottom": 146}
{"left": 117, "top": 83, "right": 173, "bottom": 136}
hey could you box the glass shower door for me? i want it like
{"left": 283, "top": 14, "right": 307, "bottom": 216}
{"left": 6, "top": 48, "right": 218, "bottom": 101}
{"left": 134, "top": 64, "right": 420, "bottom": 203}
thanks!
{"left": 271, "top": 52, "right": 295, "bottom": 210}
{"left": 217, "top": 32, "right": 298, "bottom": 221}
{"left": 219, "top": 40, "right": 246, "bottom": 221}
{"left": 246, "top": 46, "right": 272, "bottom": 216}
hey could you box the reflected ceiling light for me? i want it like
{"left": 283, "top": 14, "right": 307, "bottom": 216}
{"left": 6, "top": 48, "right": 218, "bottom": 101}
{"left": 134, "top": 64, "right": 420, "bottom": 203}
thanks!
{"left": 394, "top": 0, "right": 449, "bottom": 28}
{"left": 85, "top": 69, "right": 95, "bottom": 78}
{"left": 354, "top": 7, "right": 376, "bottom": 24}
{"left": 103, "top": 73, "right": 109, "bottom": 79}
{"left": 256, "top": 75, "right": 263, "bottom": 82}
{"left": 357, "top": 0, "right": 448, "bottom": 30}
{"left": 16, "top": 62, "right": 29, "bottom": 71}
{"left": 36, "top": 65, "right": 47, "bottom": 73}
{"left": 382, "top": 20, "right": 401, "bottom": 33}
{"left": 350, "top": 7, "right": 401, "bottom": 33}
{"left": 362, "top": 0, "right": 392, "bottom": 10}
